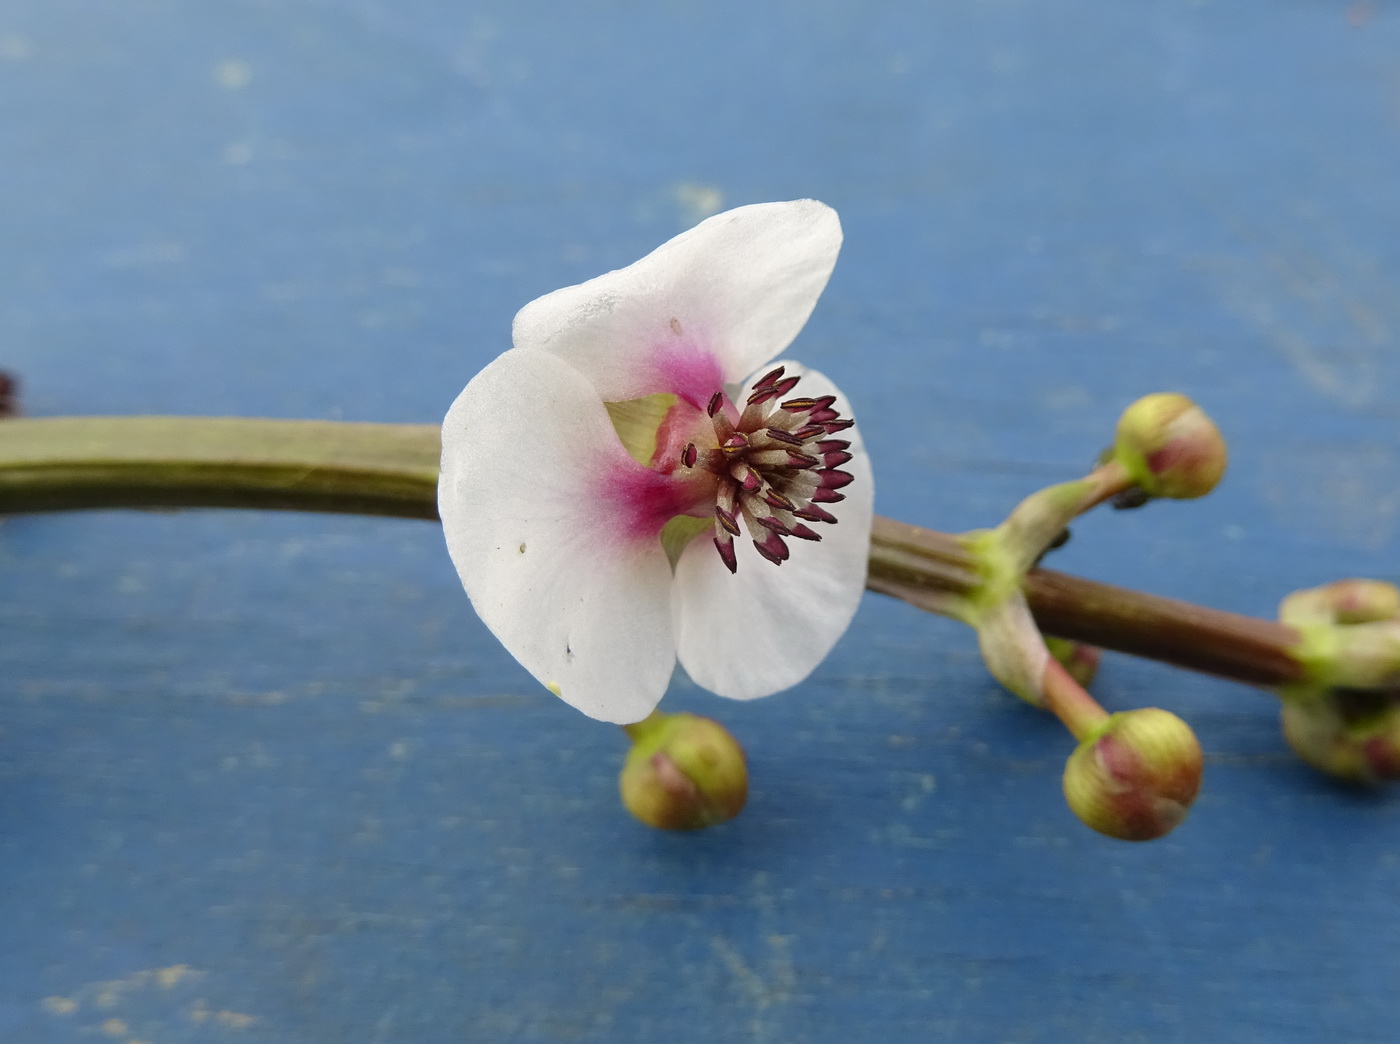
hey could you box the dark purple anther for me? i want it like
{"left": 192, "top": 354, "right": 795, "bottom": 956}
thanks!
{"left": 793, "top": 504, "right": 837, "bottom": 524}
{"left": 694, "top": 368, "right": 856, "bottom": 574}
{"left": 715, "top": 506, "right": 741, "bottom": 536}
{"left": 763, "top": 490, "right": 795, "bottom": 511}
{"left": 771, "top": 376, "right": 800, "bottom": 398}
{"left": 753, "top": 532, "right": 790, "bottom": 565}
{"left": 721, "top": 433, "right": 749, "bottom": 457}
{"left": 713, "top": 536, "right": 739, "bottom": 574}
{"left": 757, "top": 516, "right": 791, "bottom": 536}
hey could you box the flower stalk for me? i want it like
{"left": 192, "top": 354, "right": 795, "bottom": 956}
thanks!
{"left": 0, "top": 414, "right": 1313, "bottom": 692}
{"left": 865, "top": 392, "right": 1222, "bottom": 838}
{"left": 1041, "top": 658, "right": 1111, "bottom": 741}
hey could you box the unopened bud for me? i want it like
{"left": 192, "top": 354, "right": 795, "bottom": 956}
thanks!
{"left": 1282, "top": 578, "right": 1400, "bottom": 628}
{"left": 619, "top": 711, "right": 748, "bottom": 830}
{"left": 1062, "top": 708, "right": 1203, "bottom": 841}
{"left": 1045, "top": 637, "right": 1101, "bottom": 689}
{"left": 1113, "top": 393, "right": 1226, "bottom": 500}
{"left": 1280, "top": 693, "right": 1400, "bottom": 785}
{"left": 1332, "top": 582, "right": 1400, "bottom": 625}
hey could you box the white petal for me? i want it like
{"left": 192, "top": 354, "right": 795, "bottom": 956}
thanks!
{"left": 670, "top": 363, "right": 874, "bottom": 699}
{"left": 439, "top": 348, "right": 678, "bottom": 724}
{"left": 513, "top": 200, "right": 842, "bottom": 408}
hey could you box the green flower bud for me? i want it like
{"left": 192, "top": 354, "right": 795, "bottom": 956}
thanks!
{"left": 1328, "top": 580, "right": 1400, "bottom": 626}
{"left": 1045, "top": 636, "right": 1101, "bottom": 689}
{"left": 1280, "top": 692, "right": 1400, "bottom": 785}
{"left": 1291, "top": 579, "right": 1400, "bottom": 627}
{"left": 619, "top": 712, "right": 748, "bottom": 830}
{"left": 1113, "top": 393, "right": 1227, "bottom": 500}
{"left": 1062, "top": 708, "right": 1203, "bottom": 841}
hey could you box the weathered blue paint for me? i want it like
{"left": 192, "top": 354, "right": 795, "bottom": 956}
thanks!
{"left": 2, "top": 3, "right": 1399, "bottom": 1041}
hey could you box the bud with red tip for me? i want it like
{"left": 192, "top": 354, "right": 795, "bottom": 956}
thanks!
{"left": 1113, "top": 393, "right": 1227, "bottom": 500}
{"left": 619, "top": 711, "right": 748, "bottom": 830}
{"left": 1280, "top": 692, "right": 1400, "bottom": 785}
{"left": 1281, "top": 578, "right": 1400, "bottom": 629}
{"left": 1062, "top": 708, "right": 1204, "bottom": 841}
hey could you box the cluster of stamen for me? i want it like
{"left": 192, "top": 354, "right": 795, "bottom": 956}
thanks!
{"left": 682, "top": 365, "right": 855, "bottom": 573}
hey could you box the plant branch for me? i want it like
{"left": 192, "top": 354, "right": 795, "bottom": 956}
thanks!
{"left": 0, "top": 416, "right": 1305, "bottom": 689}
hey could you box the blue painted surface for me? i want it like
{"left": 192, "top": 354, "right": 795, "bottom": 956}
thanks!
{"left": 2, "top": 2, "right": 1399, "bottom": 1041}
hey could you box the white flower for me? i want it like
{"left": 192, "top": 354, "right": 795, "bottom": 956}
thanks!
{"left": 438, "top": 200, "right": 873, "bottom": 723}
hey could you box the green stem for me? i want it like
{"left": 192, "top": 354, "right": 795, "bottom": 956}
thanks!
{"left": 0, "top": 416, "right": 441, "bottom": 519}
{"left": 0, "top": 415, "right": 1306, "bottom": 689}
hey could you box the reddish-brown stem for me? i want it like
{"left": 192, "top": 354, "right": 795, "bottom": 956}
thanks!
{"left": 867, "top": 515, "right": 1306, "bottom": 690}
{"left": 1022, "top": 569, "right": 1305, "bottom": 688}
{"left": 1040, "top": 659, "right": 1111, "bottom": 740}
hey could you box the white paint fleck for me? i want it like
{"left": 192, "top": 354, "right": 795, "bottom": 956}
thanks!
{"left": 1042, "top": 385, "right": 1092, "bottom": 412}
{"left": 224, "top": 141, "right": 253, "bottom": 165}
{"left": 0, "top": 34, "right": 33, "bottom": 61}
{"left": 214, "top": 59, "right": 252, "bottom": 90}
{"left": 674, "top": 182, "right": 724, "bottom": 224}
{"left": 1211, "top": 209, "right": 1392, "bottom": 409}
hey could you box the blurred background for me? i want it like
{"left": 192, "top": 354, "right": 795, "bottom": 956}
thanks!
{"left": 2, "top": 2, "right": 1399, "bottom": 1041}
